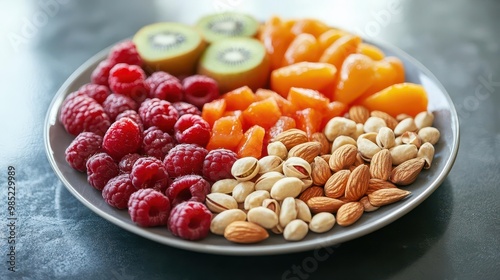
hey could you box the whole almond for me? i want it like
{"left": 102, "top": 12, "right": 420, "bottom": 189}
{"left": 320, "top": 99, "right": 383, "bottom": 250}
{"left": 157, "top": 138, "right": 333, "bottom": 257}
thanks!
{"left": 329, "top": 144, "right": 357, "bottom": 172}
{"left": 345, "top": 165, "right": 370, "bottom": 201}
{"left": 371, "top": 110, "right": 398, "bottom": 130}
{"left": 298, "top": 186, "right": 324, "bottom": 203}
{"left": 324, "top": 169, "right": 350, "bottom": 198}
{"left": 272, "top": 129, "right": 308, "bottom": 150}
{"left": 224, "top": 221, "right": 269, "bottom": 243}
{"left": 311, "top": 132, "right": 331, "bottom": 155}
{"left": 368, "top": 188, "right": 411, "bottom": 207}
{"left": 370, "top": 149, "right": 392, "bottom": 180}
{"left": 336, "top": 202, "right": 364, "bottom": 226}
{"left": 311, "top": 156, "right": 332, "bottom": 185}
{"left": 307, "top": 196, "right": 345, "bottom": 214}
{"left": 288, "top": 141, "right": 322, "bottom": 163}
{"left": 390, "top": 158, "right": 425, "bottom": 185}
{"left": 349, "top": 105, "right": 370, "bottom": 124}
{"left": 359, "top": 196, "right": 379, "bottom": 212}
{"left": 366, "top": 178, "right": 397, "bottom": 194}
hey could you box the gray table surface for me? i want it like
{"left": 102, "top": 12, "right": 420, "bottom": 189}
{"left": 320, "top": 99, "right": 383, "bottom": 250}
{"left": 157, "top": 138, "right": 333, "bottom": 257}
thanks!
{"left": 1, "top": 0, "right": 499, "bottom": 279}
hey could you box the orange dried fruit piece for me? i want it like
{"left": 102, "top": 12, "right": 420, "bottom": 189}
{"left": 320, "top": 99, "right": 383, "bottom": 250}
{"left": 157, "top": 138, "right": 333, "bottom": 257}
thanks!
{"left": 206, "top": 116, "right": 244, "bottom": 151}
{"left": 201, "top": 98, "right": 226, "bottom": 128}
{"left": 259, "top": 16, "right": 296, "bottom": 71}
{"left": 287, "top": 87, "right": 330, "bottom": 112}
{"left": 319, "top": 34, "right": 362, "bottom": 70}
{"left": 236, "top": 125, "right": 266, "bottom": 158}
{"left": 290, "top": 18, "right": 330, "bottom": 38}
{"left": 360, "top": 83, "right": 428, "bottom": 117}
{"left": 294, "top": 108, "right": 323, "bottom": 138}
{"left": 254, "top": 89, "right": 297, "bottom": 117}
{"left": 318, "top": 29, "right": 346, "bottom": 52}
{"left": 270, "top": 62, "right": 337, "bottom": 98}
{"left": 332, "top": 53, "right": 376, "bottom": 105}
{"left": 222, "top": 110, "right": 244, "bottom": 126}
{"left": 242, "top": 98, "right": 282, "bottom": 130}
{"left": 358, "top": 43, "right": 385, "bottom": 60}
{"left": 320, "top": 101, "right": 348, "bottom": 130}
{"left": 223, "top": 86, "right": 255, "bottom": 111}
{"left": 355, "top": 56, "right": 405, "bottom": 102}
{"left": 282, "top": 33, "right": 321, "bottom": 67}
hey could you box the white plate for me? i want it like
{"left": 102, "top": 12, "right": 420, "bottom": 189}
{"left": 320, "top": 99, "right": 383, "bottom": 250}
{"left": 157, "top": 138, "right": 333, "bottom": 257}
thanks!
{"left": 44, "top": 38, "right": 459, "bottom": 255}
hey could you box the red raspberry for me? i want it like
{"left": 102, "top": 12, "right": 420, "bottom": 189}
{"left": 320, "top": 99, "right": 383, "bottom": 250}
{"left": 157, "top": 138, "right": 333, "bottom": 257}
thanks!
{"left": 102, "top": 93, "right": 138, "bottom": 120}
{"left": 108, "top": 63, "right": 149, "bottom": 102}
{"left": 65, "top": 132, "right": 103, "bottom": 172}
{"left": 102, "top": 174, "right": 137, "bottom": 209}
{"left": 168, "top": 201, "right": 211, "bottom": 241}
{"left": 128, "top": 188, "right": 171, "bottom": 227}
{"left": 138, "top": 98, "right": 179, "bottom": 133}
{"left": 182, "top": 75, "right": 219, "bottom": 109}
{"left": 76, "top": 83, "right": 110, "bottom": 104}
{"left": 60, "top": 94, "right": 111, "bottom": 136}
{"left": 166, "top": 175, "right": 210, "bottom": 207}
{"left": 174, "top": 114, "right": 210, "bottom": 147}
{"left": 130, "top": 157, "right": 170, "bottom": 193}
{"left": 115, "top": 110, "right": 143, "bottom": 132}
{"left": 172, "top": 102, "right": 201, "bottom": 116}
{"left": 102, "top": 117, "right": 142, "bottom": 160}
{"left": 91, "top": 59, "right": 114, "bottom": 87}
{"left": 145, "top": 72, "right": 183, "bottom": 103}
{"left": 108, "top": 40, "right": 142, "bottom": 66}
{"left": 202, "top": 149, "right": 238, "bottom": 182}
{"left": 145, "top": 72, "right": 178, "bottom": 91}
{"left": 163, "top": 144, "right": 208, "bottom": 178}
{"left": 118, "top": 153, "right": 141, "bottom": 173}
{"left": 86, "top": 152, "right": 119, "bottom": 190}
{"left": 141, "top": 126, "right": 175, "bottom": 160}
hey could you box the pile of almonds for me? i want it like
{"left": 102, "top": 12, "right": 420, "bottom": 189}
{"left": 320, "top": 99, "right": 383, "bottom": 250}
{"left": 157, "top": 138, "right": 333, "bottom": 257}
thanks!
{"left": 208, "top": 106, "right": 440, "bottom": 243}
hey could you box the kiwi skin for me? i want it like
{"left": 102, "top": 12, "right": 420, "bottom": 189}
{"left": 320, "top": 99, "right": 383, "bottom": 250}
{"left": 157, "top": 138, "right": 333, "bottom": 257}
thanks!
{"left": 197, "top": 38, "right": 270, "bottom": 94}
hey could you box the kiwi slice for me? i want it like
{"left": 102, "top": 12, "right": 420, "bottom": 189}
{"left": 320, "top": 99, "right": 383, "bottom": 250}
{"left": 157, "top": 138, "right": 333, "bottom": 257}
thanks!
{"left": 197, "top": 37, "right": 270, "bottom": 93}
{"left": 133, "top": 22, "right": 206, "bottom": 76}
{"left": 196, "top": 12, "right": 259, "bottom": 43}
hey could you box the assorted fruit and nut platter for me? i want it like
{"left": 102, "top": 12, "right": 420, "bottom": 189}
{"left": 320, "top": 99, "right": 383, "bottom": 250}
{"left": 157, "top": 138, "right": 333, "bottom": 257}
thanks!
{"left": 58, "top": 12, "right": 442, "bottom": 244}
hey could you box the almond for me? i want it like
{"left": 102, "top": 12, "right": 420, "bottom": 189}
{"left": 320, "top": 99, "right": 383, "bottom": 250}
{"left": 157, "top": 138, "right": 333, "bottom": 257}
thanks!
{"left": 368, "top": 188, "right": 411, "bottom": 207}
{"left": 370, "top": 149, "right": 392, "bottom": 180}
{"left": 329, "top": 144, "right": 357, "bottom": 172}
{"left": 336, "top": 202, "right": 364, "bottom": 226}
{"left": 311, "top": 132, "right": 331, "bottom": 155}
{"left": 366, "top": 178, "right": 397, "bottom": 194}
{"left": 307, "top": 196, "right": 345, "bottom": 214}
{"left": 311, "top": 156, "right": 332, "bottom": 185}
{"left": 224, "top": 221, "right": 269, "bottom": 243}
{"left": 359, "top": 196, "right": 379, "bottom": 212}
{"left": 370, "top": 110, "right": 398, "bottom": 130}
{"left": 324, "top": 169, "right": 350, "bottom": 198}
{"left": 272, "top": 129, "right": 308, "bottom": 150}
{"left": 345, "top": 164, "right": 370, "bottom": 201}
{"left": 390, "top": 158, "right": 425, "bottom": 185}
{"left": 349, "top": 105, "right": 370, "bottom": 124}
{"left": 298, "top": 186, "right": 324, "bottom": 203}
{"left": 288, "top": 141, "right": 322, "bottom": 163}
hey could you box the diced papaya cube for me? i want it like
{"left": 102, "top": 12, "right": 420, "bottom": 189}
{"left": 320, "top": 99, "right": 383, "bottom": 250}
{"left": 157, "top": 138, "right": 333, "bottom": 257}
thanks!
{"left": 294, "top": 108, "right": 322, "bottom": 138}
{"left": 242, "top": 98, "right": 282, "bottom": 130}
{"left": 287, "top": 87, "right": 330, "bottom": 112}
{"left": 320, "top": 101, "right": 348, "bottom": 130}
{"left": 223, "top": 110, "right": 244, "bottom": 127}
{"left": 201, "top": 99, "right": 226, "bottom": 128}
{"left": 236, "top": 125, "right": 266, "bottom": 158}
{"left": 222, "top": 86, "right": 255, "bottom": 111}
{"left": 255, "top": 89, "right": 297, "bottom": 116}
{"left": 206, "top": 116, "right": 243, "bottom": 152}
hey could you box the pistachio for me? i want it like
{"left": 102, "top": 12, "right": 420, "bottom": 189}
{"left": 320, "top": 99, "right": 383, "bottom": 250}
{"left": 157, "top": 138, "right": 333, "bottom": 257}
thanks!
{"left": 279, "top": 197, "right": 297, "bottom": 228}
{"left": 309, "top": 212, "right": 336, "bottom": 233}
{"left": 418, "top": 127, "right": 440, "bottom": 145}
{"left": 262, "top": 198, "right": 281, "bottom": 215}
{"left": 311, "top": 156, "right": 332, "bottom": 186}
{"left": 364, "top": 116, "right": 387, "bottom": 133}
{"left": 283, "top": 219, "right": 309, "bottom": 241}
{"left": 258, "top": 155, "right": 284, "bottom": 174}
{"left": 210, "top": 209, "right": 247, "bottom": 235}
{"left": 351, "top": 123, "right": 365, "bottom": 140}
{"left": 244, "top": 190, "right": 270, "bottom": 210}
{"left": 295, "top": 198, "right": 312, "bottom": 223}
{"left": 283, "top": 157, "right": 312, "bottom": 179}
{"left": 371, "top": 110, "right": 398, "bottom": 130}
{"left": 394, "top": 118, "right": 418, "bottom": 136}
{"left": 401, "top": 131, "right": 422, "bottom": 148}
{"left": 231, "top": 157, "right": 259, "bottom": 181}
{"left": 267, "top": 141, "right": 288, "bottom": 160}
{"left": 390, "top": 144, "right": 418, "bottom": 165}
{"left": 396, "top": 113, "right": 412, "bottom": 122}
{"left": 300, "top": 178, "right": 313, "bottom": 191}
{"left": 206, "top": 193, "right": 238, "bottom": 213}
{"left": 323, "top": 117, "right": 357, "bottom": 141}
{"left": 211, "top": 179, "right": 239, "bottom": 194}
{"left": 417, "top": 142, "right": 435, "bottom": 169}
{"left": 414, "top": 111, "right": 434, "bottom": 129}
{"left": 376, "top": 127, "right": 396, "bottom": 149}
{"left": 270, "top": 177, "right": 304, "bottom": 200}
{"left": 395, "top": 136, "right": 403, "bottom": 146}
{"left": 232, "top": 181, "right": 255, "bottom": 203}
{"left": 357, "top": 133, "right": 381, "bottom": 161}
{"left": 254, "top": 171, "right": 284, "bottom": 192}
{"left": 331, "top": 135, "right": 357, "bottom": 153}
{"left": 247, "top": 206, "right": 279, "bottom": 229}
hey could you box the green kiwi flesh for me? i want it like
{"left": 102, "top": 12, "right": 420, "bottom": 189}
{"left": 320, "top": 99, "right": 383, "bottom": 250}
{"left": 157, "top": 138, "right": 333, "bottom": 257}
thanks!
{"left": 196, "top": 12, "right": 259, "bottom": 43}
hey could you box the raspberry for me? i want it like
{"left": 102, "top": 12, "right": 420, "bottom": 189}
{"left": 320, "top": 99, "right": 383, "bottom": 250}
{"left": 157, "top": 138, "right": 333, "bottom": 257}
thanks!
{"left": 65, "top": 132, "right": 103, "bottom": 172}
{"left": 166, "top": 175, "right": 210, "bottom": 207}
{"left": 102, "top": 117, "right": 142, "bottom": 160}
{"left": 118, "top": 153, "right": 141, "bottom": 173}
{"left": 168, "top": 201, "right": 211, "bottom": 241}
{"left": 108, "top": 63, "right": 149, "bottom": 102}
{"left": 202, "top": 149, "right": 238, "bottom": 182}
{"left": 128, "top": 188, "right": 171, "bottom": 227}
{"left": 60, "top": 94, "right": 111, "bottom": 136}
{"left": 130, "top": 157, "right": 170, "bottom": 193}
{"left": 102, "top": 174, "right": 137, "bottom": 209}
{"left": 115, "top": 109, "right": 143, "bottom": 132}
{"left": 141, "top": 126, "right": 175, "bottom": 160}
{"left": 86, "top": 152, "right": 120, "bottom": 190}
{"left": 172, "top": 102, "right": 201, "bottom": 116}
{"left": 108, "top": 40, "right": 142, "bottom": 66}
{"left": 102, "top": 93, "right": 138, "bottom": 120}
{"left": 174, "top": 114, "right": 210, "bottom": 147}
{"left": 145, "top": 72, "right": 183, "bottom": 102}
{"left": 138, "top": 98, "right": 179, "bottom": 133}
{"left": 163, "top": 144, "right": 208, "bottom": 178}
{"left": 76, "top": 83, "right": 110, "bottom": 104}
{"left": 91, "top": 59, "right": 114, "bottom": 87}
{"left": 182, "top": 75, "right": 219, "bottom": 109}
